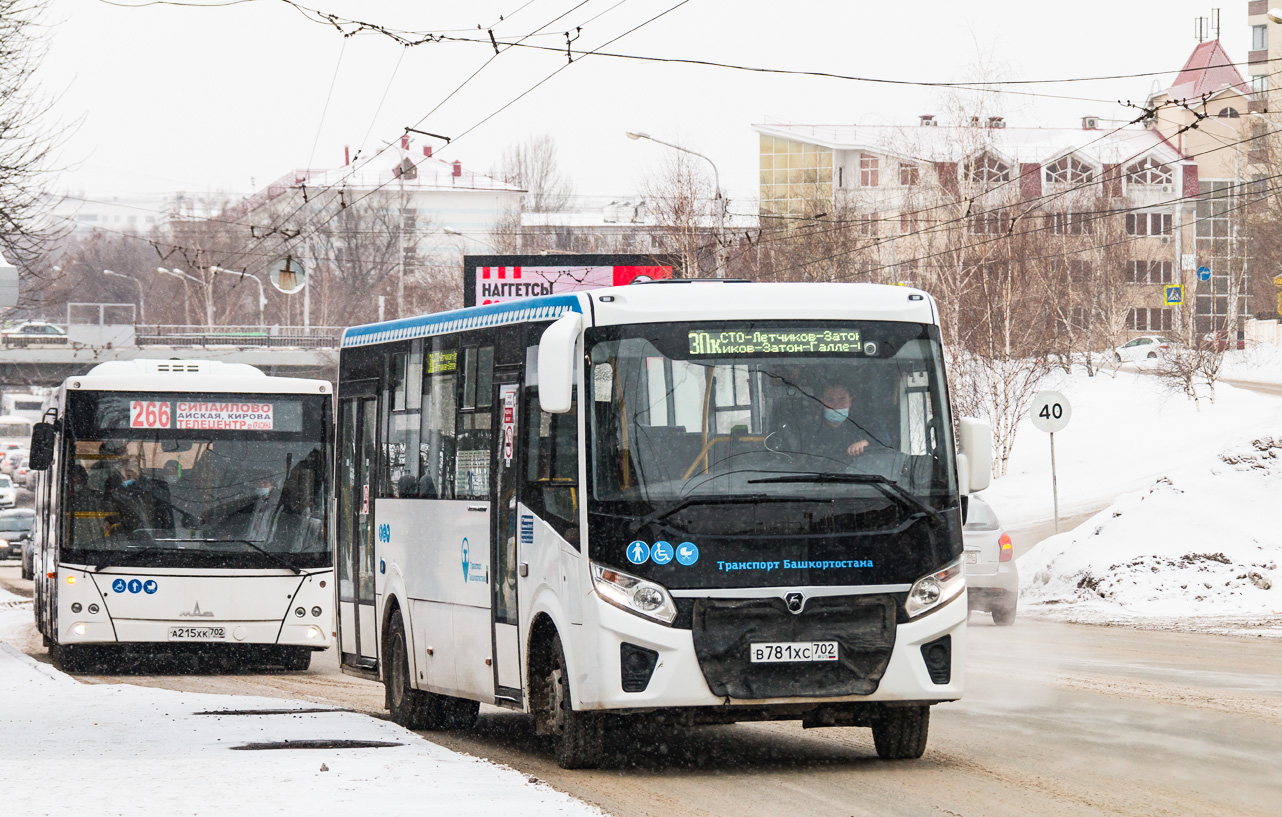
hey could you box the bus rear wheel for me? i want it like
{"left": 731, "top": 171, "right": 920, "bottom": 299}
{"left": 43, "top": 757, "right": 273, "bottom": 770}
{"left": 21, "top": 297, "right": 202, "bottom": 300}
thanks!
{"left": 535, "top": 635, "right": 604, "bottom": 769}
{"left": 385, "top": 611, "right": 439, "bottom": 730}
{"left": 871, "top": 705, "right": 930, "bottom": 760}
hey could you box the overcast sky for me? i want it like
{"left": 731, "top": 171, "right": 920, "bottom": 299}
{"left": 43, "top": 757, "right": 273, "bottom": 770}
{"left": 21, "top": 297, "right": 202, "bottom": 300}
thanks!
{"left": 41, "top": 0, "right": 1252, "bottom": 208}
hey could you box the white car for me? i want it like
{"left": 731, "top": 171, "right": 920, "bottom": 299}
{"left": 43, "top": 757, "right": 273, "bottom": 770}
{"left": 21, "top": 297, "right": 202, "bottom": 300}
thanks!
{"left": 1112, "top": 335, "right": 1176, "bottom": 364}
{"left": 963, "top": 495, "right": 1018, "bottom": 626}
{"left": 0, "top": 474, "right": 15, "bottom": 509}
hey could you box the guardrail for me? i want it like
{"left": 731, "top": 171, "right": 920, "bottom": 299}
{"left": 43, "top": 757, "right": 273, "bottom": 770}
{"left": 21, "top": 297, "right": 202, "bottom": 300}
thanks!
{"left": 0, "top": 325, "right": 344, "bottom": 349}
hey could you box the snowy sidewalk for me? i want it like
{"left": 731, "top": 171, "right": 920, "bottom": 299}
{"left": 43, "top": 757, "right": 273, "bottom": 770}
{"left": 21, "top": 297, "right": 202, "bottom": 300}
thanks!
{"left": 0, "top": 631, "right": 600, "bottom": 816}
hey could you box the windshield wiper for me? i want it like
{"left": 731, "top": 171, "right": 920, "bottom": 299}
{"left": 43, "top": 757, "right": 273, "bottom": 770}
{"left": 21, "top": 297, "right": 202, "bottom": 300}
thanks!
{"left": 158, "top": 537, "right": 302, "bottom": 575}
{"left": 632, "top": 493, "right": 794, "bottom": 533}
{"left": 748, "top": 473, "right": 945, "bottom": 528}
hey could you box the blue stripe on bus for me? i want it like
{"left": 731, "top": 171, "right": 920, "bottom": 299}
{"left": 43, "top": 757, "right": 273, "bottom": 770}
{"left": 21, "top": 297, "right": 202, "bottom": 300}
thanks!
{"left": 341, "top": 294, "right": 584, "bottom": 348}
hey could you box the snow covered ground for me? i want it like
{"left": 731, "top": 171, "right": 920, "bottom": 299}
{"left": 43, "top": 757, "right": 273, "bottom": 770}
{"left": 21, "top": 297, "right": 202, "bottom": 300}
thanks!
{"left": 0, "top": 587, "right": 599, "bottom": 817}
{"left": 978, "top": 366, "right": 1282, "bottom": 636}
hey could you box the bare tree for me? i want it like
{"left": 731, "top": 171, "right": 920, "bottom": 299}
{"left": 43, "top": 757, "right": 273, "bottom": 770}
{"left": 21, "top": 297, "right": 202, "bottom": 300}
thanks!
{"left": 640, "top": 149, "right": 719, "bottom": 276}
{"left": 494, "top": 134, "right": 575, "bottom": 213}
{"left": 1, "top": 0, "right": 67, "bottom": 298}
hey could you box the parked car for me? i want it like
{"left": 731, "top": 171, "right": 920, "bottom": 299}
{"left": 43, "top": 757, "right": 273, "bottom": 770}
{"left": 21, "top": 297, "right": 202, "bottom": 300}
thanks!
{"left": 0, "top": 474, "right": 15, "bottom": 509}
{"left": 1112, "top": 335, "right": 1177, "bottom": 364}
{"left": 963, "top": 495, "right": 1018, "bottom": 626}
{"left": 0, "top": 507, "right": 34, "bottom": 561}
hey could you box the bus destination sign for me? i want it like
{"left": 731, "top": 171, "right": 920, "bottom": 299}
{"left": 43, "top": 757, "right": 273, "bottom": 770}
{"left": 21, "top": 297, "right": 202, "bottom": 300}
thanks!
{"left": 688, "top": 329, "right": 863, "bottom": 356}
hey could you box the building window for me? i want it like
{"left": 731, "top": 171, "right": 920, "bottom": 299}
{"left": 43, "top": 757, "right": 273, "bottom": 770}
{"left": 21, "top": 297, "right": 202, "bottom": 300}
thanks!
{"left": 969, "top": 208, "right": 1007, "bottom": 235}
{"left": 1125, "top": 211, "right": 1173, "bottom": 236}
{"left": 859, "top": 154, "right": 880, "bottom": 187}
{"left": 900, "top": 211, "right": 917, "bottom": 235}
{"left": 1044, "top": 155, "right": 1095, "bottom": 185}
{"left": 1254, "top": 24, "right": 1268, "bottom": 52}
{"left": 1126, "top": 307, "right": 1173, "bottom": 331}
{"left": 1067, "top": 259, "right": 1092, "bottom": 283}
{"left": 965, "top": 153, "right": 1010, "bottom": 185}
{"left": 858, "top": 213, "right": 879, "bottom": 237}
{"left": 1217, "top": 107, "right": 1241, "bottom": 118}
{"left": 899, "top": 163, "right": 919, "bottom": 186}
{"left": 1125, "top": 157, "right": 1173, "bottom": 186}
{"left": 1252, "top": 74, "right": 1268, "bottom": 100}
{"left": 1048, "top": 211, "right": 1091, "bottom": 235}
{"left": 1124, "top": 260, "right": 1175, "bottom": 284}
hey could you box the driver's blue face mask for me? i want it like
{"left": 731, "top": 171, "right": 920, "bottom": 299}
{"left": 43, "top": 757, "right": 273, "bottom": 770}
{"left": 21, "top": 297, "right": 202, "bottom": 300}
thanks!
{"left": 121, "top": 478, "right": 136, "bottom": 488}
{"left": 823, "top": 407, "right": 849, "bottom": 423}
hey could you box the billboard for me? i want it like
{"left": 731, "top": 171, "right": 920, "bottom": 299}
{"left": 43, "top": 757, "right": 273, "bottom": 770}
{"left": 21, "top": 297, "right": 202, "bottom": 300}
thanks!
{"left": 463, "top": 254, "right": 677, "bottom": 308}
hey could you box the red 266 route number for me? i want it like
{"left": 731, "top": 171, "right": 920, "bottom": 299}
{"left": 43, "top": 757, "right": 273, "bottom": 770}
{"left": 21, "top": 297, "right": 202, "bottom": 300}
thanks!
{"left": 130, "top": 400, "right": 172, "bottom": 429}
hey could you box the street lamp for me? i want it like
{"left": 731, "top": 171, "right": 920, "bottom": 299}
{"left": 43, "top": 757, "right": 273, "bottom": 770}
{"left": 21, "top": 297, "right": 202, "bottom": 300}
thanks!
{"left": 626, "top": 130, "right": 726, "bottom": 277}
{"left": 157, "top": 267, "right": 213, "bottom": 327}
{"left": 102, "top": 269, "right": 145, "bottom": 324}
{"left": 210, "top": 265, "right": 266, "bottom": 326}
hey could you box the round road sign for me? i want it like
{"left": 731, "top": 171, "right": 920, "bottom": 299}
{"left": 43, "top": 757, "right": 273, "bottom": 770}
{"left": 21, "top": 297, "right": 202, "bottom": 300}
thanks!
{"left": 1030, "top": 390, "right": 1071, "bottom": 433}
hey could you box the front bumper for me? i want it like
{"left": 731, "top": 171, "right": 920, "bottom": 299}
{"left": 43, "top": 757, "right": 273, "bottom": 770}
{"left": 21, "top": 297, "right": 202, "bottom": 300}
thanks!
{"left": 578, "top": 590, "right": 966, "bottom": 712}
{"left": 59, "top": 617, "right": 331, "bottom": 648}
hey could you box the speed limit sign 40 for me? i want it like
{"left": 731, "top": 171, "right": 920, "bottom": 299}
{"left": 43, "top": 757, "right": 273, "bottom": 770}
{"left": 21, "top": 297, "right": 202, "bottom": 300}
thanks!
{"left": 1030, "top": 390, "right": 1071, "bottom": 433}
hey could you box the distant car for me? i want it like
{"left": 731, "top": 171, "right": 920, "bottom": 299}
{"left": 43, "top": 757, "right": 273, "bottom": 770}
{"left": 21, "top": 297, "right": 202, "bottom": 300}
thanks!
{"left": 0, "top": 507, "right": 34, "bottom": 561}
{"left": 0, "top": 474, "right": 15, "bottom": 509}
{"left": 963, "top": 495, "right": 1018, "bottom": 626}
{"left": 0, "top": 448, "right": 27, "bottom": 475}
{"left": 1, "top": 321, "right": 67, "bottom": 347}
{"left": 1112, "top": 335, "right": 1177, "bottom": 364}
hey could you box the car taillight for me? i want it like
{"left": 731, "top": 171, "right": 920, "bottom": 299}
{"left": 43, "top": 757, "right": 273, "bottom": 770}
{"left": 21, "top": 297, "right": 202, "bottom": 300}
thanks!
{"left": 998, "top": 533, "right": 1013, "bottom": 562}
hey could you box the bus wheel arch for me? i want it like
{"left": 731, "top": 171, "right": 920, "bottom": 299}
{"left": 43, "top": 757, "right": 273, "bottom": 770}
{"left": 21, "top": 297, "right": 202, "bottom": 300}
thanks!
{"left": 526, "top": 614, "right": 604, "bottom": 769}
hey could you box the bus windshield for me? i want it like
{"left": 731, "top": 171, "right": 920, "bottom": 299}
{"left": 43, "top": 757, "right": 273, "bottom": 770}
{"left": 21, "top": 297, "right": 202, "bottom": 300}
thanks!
{"left": 63, "top": 392, "right": 330, "bottom": 570}
{"left": 587, "top": 320, "right": 957, "bottom": 536}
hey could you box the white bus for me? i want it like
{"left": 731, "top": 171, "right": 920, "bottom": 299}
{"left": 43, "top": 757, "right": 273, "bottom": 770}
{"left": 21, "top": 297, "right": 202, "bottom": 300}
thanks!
{"left": 3, "top": 392, "right": 47, "bottom": 422}
{"left": 335, "top": 282, "right": 991, "bottom": 767}
{"left": 29, "top": 359, "right": 334, "bottom": 673}
{"left": 0, "top": 413, "right": 33, "bottom": 449}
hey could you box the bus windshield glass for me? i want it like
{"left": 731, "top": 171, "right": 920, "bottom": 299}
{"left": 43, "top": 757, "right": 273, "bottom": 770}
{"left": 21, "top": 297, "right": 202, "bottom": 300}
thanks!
{"left": 586, "top": 320, "right": 957, "bottom": 536}
{"left": 62, "top": 392, "right": 330, "bottom": 570}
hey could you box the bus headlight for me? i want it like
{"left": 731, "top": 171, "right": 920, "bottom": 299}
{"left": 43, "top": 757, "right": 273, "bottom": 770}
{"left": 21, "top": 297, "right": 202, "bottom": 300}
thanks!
{"left": 590, "top": 563, "right": 677, "bottom": 626}
{"left": 905, "top": 557, "right": 965, "bottom": 619}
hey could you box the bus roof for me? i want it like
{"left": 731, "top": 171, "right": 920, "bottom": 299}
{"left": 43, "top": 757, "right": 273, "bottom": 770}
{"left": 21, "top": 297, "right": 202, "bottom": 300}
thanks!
{"left": 65, "top": 359, "right": 331, "bottom": 395}
{"left": 341, "top": 282, "right": 937, "bottom": 349}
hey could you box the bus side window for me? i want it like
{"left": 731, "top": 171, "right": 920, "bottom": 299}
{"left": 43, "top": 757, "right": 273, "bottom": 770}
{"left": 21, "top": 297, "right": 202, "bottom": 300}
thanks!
{"left": 523, "top": 389, "right": 579, "bottom": 547}
{"left": 419, "top": 339, "right": 458, "bottom": 500}
{"left": 384, "top": 347, "right": 423, "bottom": 497}
{"left": 455, "top": 341, "right": 495, "bottom": 500}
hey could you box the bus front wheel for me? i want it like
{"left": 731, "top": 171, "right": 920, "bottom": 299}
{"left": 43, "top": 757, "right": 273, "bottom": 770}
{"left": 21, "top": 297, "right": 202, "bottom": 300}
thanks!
{"left": 384, "top": 611, "right": 438, "bottom": 729}
{"left": 50, "top": 642, "right": 89, "bottom": 674}
{"left": 871, "top": 705, "right": 930, "bottom": 760}
{"left": 534, "top": 635, "right": 604, "bottom": 769}
{"left": 280, "top": 647, "right": 312, "bottom": 671}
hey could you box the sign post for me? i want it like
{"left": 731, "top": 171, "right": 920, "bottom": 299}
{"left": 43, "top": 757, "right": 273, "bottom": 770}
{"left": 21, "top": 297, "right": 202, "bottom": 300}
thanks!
{"left": 1029, "top": 390, "right": 1072, "bottom": 534}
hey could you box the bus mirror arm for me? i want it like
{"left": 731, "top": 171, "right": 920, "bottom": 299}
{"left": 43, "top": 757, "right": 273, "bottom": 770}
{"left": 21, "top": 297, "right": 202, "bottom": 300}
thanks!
{"left": 956, "top": 418, "right": 992, "bottom": 496}
{"left": 28, "top": 422, "right": 57, "bottom": 471}
{"left": 538, "top": 312, "right": 583, "bottom": 414}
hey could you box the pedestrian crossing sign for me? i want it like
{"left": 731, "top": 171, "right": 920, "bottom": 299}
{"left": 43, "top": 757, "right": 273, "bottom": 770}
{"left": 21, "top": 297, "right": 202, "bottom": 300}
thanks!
{"left": 1164, "top": 285, "right": 1183, "bottom": 305}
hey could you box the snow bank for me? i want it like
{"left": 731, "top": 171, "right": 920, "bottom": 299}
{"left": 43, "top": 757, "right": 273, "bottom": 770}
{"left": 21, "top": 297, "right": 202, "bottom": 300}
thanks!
{"left": 1220, "top": 344, "right": 1282, "bottom": 386}
{"left": 0, "top": 604, "right": 600, "bottom": 816}
{"left": 1017, "top": 430, "right": 1282, "bottom": 635}
{"left": 980, "top": 369, "right": 1282, "bottom": 528}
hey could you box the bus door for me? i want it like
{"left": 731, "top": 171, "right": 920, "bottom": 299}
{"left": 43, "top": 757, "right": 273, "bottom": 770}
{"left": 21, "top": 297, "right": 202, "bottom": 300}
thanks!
{"left": 338, "top": 389, "right": 380, "bottom": 672}
{"left": 490, "top": 367, "right": 523, "bottom": 704}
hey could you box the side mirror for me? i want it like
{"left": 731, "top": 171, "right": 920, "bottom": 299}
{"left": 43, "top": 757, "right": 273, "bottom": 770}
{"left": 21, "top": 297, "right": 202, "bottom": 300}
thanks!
{"left": 537, "top": 311, "right": 582, "bottom": 414}
{"left": 28, "top": 422, "right": 56, "bottom": 471}
{"left": 956, "top": 417, "right": 992, "bottom": 495}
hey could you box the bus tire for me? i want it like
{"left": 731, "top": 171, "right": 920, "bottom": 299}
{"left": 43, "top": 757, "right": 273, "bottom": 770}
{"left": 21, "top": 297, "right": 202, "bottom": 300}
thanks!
{"left": 281, "top": 647, "right": 312, "bottom": 671}
{"left": 51, "top": 642, "right": 87, "bottom": 674}
{"left": 439, "top": 697, "right": 480, "bottom": 730}
{"left": 872, "top": 705, "right": 930, "bottom": 760}
{"left": 384, "top": 611, "right": 437, "bottom": 730}
{"left": 539, "top": 636, "right": 604, "bottom": 769}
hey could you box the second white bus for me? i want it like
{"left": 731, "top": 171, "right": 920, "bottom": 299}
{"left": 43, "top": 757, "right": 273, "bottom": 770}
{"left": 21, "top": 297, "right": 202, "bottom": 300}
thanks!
{"left": 335, "top": 281, "right": 991, "bottom": 767}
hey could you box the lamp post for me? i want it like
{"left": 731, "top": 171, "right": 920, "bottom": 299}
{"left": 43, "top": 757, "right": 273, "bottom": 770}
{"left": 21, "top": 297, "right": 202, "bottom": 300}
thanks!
{"left": 157, "top": 267, "right": 212, "bottom": 327}
{"left": 626, "top": 130, "right": 726, "bottom": 277}
{"left": 210, "top": 266, "right": 266, "bottom": 326}
{"left": 102, "top": 269, "right": 145, "bottom": 324}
